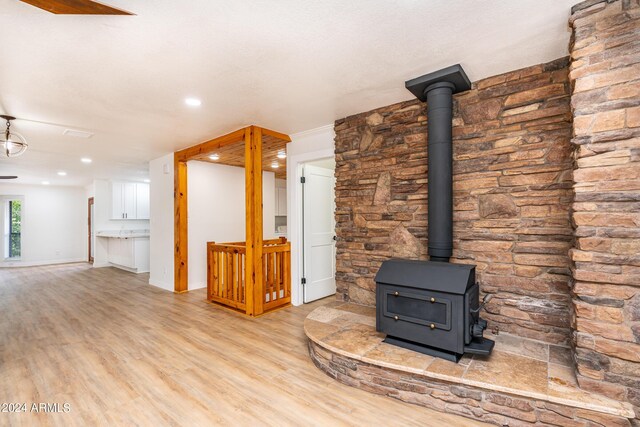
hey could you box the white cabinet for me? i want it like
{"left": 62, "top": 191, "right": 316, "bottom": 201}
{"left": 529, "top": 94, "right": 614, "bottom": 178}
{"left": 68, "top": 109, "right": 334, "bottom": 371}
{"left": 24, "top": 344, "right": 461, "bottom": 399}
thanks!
{"left": 275, "top": 187, "right": 287, "bottom": 216}
{"left": 111, "top": 182, "right": 125, "bottom": 219}
{"left": 107, "top": 237, "right": 150, "bottom": 273}
{"left": 136, "top": 183, "right": 150, "bottom": 219}
{"left": 111, "top": 182, "right": 149, "bottom": 220}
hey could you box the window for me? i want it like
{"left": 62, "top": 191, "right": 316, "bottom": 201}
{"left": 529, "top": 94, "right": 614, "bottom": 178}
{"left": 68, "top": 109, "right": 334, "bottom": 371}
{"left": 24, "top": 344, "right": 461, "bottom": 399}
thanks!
{"left": 4, "top": 199, "right": 21, "bottom": 259}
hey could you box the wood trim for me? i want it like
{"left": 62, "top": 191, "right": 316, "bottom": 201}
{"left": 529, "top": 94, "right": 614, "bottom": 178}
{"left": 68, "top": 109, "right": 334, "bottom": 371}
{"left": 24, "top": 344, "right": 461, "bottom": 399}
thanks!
{"left": 88, "top": 197, "right": 94, "bottom": 264}
{"left": 174, "top": 157, "right": 188, "bottom": 293}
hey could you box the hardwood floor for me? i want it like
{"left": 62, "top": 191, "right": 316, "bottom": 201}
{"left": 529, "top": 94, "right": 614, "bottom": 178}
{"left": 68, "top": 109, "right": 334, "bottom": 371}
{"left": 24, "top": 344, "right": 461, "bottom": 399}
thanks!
{"left": 0, "top": 263, "right": 486, "bottom": 426}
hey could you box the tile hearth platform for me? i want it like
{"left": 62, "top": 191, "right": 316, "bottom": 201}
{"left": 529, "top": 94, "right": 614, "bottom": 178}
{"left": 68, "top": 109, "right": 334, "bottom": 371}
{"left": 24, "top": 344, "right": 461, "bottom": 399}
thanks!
{"left": 305, "top": 303, "right": 635, "bottom": 426}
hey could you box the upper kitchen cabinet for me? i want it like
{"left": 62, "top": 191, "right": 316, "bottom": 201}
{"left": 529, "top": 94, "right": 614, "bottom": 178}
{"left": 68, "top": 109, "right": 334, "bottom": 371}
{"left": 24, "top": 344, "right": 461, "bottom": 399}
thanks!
{"left": 275, "top": 179, "right": 287, "bottom": 216}
{"left": 111, "top": 182, "right": 150, "bottom": 220}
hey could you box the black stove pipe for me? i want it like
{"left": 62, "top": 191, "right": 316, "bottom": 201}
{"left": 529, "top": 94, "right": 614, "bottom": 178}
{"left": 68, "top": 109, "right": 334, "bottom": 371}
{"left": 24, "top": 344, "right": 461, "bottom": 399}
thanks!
{"left": 405, "top": 65, "right": 472, "bottom": 263}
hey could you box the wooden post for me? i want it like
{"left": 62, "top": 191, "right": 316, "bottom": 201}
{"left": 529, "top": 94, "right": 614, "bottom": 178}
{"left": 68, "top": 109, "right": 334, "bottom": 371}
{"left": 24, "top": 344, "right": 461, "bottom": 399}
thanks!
{"left": 252, "top": 127, "right": 264, "bottom": 315}
{"left": 174, "top": 156, "right": 188, "bottom": 293}
{"left": 244, "top": 126, "right": 264, "bottom": 316}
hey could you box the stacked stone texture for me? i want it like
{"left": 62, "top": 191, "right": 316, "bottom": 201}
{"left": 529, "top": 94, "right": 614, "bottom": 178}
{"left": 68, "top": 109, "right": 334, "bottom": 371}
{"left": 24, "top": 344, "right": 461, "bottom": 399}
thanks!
{"left": 309, "top": 341, "right": 632, "bottom": 427}
{"left": 569, "top": 0, "right": 640, "bottom": 419}
{"left": 334, "top": 58, "right": 574, "bottom": 347}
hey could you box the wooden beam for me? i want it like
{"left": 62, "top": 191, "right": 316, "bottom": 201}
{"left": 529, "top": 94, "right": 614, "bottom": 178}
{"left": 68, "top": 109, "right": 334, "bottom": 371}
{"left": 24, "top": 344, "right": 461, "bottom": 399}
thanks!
{"left": 19, "top": 0, "right": 133, "bottom": 15}
{"left": 174, "top": 157, "right": 188, "bottom": 293}
{"left": 260, "top": 127, "right": 292, "bottom": 143}
{"left": 175, "top": 128, "right": 246, "bottom": 162}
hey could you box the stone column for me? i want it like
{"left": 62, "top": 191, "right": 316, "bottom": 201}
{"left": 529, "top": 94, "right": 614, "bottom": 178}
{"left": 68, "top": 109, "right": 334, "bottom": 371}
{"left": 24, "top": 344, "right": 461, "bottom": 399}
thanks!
{"left": 569, "top": 0, "right": 640, "bottom": 418}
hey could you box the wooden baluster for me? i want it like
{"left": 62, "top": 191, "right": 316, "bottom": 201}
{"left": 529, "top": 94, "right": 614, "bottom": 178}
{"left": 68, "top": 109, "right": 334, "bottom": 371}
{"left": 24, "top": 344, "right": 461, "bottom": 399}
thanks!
{"left": 284, "top": 244, "right": 291, "bottom": 297}
{"left": 267, "top": 252, "right": 273, "bottom": 303}
{"left": 240, "top": 253, "right": 245, "bottom": 304}
{"left": 227, "top": 251, "right": 233, "bottom": 301}
{"left": 235, "top": 251, "right": 238, "bottom": 302}
{"left": 275, "top": 251, "right": 281, "bottom": 301}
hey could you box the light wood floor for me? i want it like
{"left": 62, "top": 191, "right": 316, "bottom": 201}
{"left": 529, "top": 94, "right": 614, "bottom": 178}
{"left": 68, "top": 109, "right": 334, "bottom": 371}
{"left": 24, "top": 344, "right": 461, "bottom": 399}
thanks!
{"left": 0, "top": 263, "right": 486, "bottom": 427}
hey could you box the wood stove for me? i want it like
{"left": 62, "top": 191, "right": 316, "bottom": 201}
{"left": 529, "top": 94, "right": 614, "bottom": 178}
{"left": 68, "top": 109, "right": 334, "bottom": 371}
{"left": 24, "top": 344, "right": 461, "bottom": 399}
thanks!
{"left": 376, "top": 259, "right": 494, "bottom": 362}
{"left": 375, "top": 64, "right": 495, "bottom": 362}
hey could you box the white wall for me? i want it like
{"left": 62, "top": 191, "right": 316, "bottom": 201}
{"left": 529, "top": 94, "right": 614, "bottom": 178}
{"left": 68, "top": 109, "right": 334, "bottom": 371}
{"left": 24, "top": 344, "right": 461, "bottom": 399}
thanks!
{"left": 149, "top": 153, "right": 175, "bottom": 291}
{"left": 148, "top": 153, "right": 277, "bottom": 292}
{"left": 92, "top": 179, "right": 150, "bottom": 267}
{"left": 0, "top": 183, "right": 87, "bottom": 267}
{"left": 187, "top": 161, "right": 276, "bottom": 289}
{"left": 286, "top": 124, "right": 336, "bottom": 306}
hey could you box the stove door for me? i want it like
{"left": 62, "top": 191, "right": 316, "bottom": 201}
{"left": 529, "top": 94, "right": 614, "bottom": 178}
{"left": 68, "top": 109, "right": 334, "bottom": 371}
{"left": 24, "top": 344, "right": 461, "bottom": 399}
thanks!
{"left": 377, "top": 283, "right": 463, "bottom": 354}
{"left": 382, "top": 288, "right": 452, "bottom": 331}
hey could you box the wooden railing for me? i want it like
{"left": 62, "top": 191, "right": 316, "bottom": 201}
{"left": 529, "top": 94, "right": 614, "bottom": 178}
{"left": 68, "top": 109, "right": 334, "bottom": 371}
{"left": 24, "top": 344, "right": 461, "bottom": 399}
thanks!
{"left": 207, "top": 237, "right": 291, "bottom": 315}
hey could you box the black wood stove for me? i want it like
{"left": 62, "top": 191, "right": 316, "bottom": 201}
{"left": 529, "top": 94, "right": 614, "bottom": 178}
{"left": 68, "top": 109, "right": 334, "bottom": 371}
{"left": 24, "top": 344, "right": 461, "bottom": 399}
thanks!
{"left": 376, "top": 259, "right": 494, "bottom": 362}
{"left": 375, "top": 65, "right": 495, "bottom": 362}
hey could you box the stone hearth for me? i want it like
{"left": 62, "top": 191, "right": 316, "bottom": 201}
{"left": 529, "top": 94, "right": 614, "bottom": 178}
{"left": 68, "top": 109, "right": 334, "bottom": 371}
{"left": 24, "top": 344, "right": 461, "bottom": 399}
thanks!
{"left": 305, "top": 303, "right": 635, "bottom": 426}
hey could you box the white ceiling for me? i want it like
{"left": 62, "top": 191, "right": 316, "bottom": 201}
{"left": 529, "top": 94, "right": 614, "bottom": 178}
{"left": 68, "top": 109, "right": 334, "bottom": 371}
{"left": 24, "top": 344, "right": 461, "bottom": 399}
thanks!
{"left": 0, "top": 0, "right": 576, "bottom": 187}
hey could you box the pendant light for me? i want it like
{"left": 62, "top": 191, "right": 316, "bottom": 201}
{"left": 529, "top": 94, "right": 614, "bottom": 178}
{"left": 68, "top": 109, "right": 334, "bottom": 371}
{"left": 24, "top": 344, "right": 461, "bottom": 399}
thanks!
{"left": 0, "top": 115, "right": 28, "bottom": 157}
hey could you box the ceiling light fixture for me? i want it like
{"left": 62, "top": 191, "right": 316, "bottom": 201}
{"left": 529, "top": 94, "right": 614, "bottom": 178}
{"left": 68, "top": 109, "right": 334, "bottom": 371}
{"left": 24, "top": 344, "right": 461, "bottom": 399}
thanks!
{"left": 271, "top": 162, "right": 279, "bottom": 169}
{"left": 0, "top": 115, "right": 28, "bottom": 158}
{"left": 81, "top": 158, "right": 92, "bottom": 164}
{"left": 57, "top": 171, "right": 67, "bottom": 176}
{"left": 144, "top": 179, "right": 151, "bottom": 183}
{"left": 209, "top": 154, "right": 220, "bottom": 161}
{"left": 277, "top": 151, "right": 286, "bottom": 159}
{"left": 42, "top": 181, "right": 50, "bottom": 185}
{"left": 185, "top": 98, "right": 202, "bottom": 107}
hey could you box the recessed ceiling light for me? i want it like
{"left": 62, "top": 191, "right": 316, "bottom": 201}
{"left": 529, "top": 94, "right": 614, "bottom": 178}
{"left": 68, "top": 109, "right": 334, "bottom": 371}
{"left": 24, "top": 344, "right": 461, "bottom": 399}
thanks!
{"left": 185, "top": 98, "right": 202, "bottom": 107}
{"left": 57, "top": 171, "right": 67, "bottom": 176}
{"left": 42, "top": 181, "right": 50, "bottom": 185}
{"left": 81, "top": 158, "right": 92, "bottom": 164}
{"left": 144, "top": 179, "right": 151, "bottom": 183}
{"left": 271, "top": 162, "right": 279, "bottom": 169}
{"left": 209, "top": 154, "right": 220, "bottom": 161}
{"left": 277, "top": 151, "right": 286, "bottom": 159}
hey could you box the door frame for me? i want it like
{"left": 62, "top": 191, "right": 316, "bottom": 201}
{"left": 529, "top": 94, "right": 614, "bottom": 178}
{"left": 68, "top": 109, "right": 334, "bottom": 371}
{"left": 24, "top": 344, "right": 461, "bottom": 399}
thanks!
{"left": 287, "top": 147, "right": 335, "bottom": 306}
{"left": 88, "top": 197, "right": 94, "bottom": 263}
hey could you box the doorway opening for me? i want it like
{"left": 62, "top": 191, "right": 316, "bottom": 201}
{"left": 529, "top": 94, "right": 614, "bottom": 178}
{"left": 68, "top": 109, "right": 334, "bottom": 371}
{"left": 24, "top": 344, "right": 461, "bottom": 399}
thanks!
{"left": 301, "top": 158, "right": 336, "bottom": 303}
{"left": 88, "top": 197, "right": 94, "bottom": 264}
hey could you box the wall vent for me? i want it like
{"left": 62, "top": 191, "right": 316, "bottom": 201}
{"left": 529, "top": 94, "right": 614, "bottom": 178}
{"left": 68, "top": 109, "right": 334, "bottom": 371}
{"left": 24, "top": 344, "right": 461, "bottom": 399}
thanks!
{"left": 63, "top": 129, "right": 94, "bottom": 138}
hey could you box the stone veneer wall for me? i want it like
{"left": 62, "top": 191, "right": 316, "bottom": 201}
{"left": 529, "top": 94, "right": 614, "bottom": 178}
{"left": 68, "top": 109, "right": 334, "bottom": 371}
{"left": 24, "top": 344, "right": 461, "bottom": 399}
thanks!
{"left": 569, "top": 0, "right": 640, "bottom": 418}
{"left": 334, "top": 58, "right": 574, "bottom": 346}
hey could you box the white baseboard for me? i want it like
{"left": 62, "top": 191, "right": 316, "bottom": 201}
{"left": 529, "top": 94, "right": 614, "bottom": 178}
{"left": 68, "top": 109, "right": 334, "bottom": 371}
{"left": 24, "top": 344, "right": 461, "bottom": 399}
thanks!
{"left": 189, "top": 282, "right": 206, "bottom": 290}
{"left": 148, "top": 277, "right": 174, "bottom": 292}
{"left": 0, "top": 258, "right": 86, "bottom": 268}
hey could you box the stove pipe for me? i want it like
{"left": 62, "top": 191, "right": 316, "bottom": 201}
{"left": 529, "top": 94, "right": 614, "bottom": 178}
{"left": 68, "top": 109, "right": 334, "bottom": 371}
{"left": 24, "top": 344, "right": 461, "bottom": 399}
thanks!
{"left": 405, "top": 65, "right": 471, "bottom": 263}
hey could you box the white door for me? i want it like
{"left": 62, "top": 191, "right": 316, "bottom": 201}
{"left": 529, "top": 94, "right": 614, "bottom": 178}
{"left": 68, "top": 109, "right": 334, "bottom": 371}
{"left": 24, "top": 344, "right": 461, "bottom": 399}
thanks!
{"left": 303, "top": 164, "right": 336, "bottom": 303}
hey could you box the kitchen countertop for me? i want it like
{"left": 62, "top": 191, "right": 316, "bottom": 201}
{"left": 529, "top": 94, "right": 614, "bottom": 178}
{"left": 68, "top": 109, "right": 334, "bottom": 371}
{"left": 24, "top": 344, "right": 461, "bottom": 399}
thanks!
{"left": 96, "top": 230, "right": 150, "bottom": 238}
